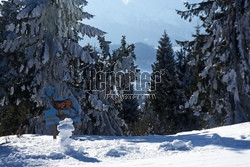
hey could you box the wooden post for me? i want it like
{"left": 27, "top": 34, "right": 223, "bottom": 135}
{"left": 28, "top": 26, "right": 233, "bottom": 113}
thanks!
{"left": 53, "top": 124, "right": 57, "bottom": 139}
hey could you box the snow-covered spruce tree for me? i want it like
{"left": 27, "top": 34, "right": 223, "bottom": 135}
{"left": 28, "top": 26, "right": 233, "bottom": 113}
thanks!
{"left": 148, "top": 31, "right": 179, "bottom": 134}
{"left": 75, "top": 36, "right": 138, "bottom": 136}
{"left": 105, "top": 36, "right": 139, "bottom": 134}
{"left": 176, "top": 26, "right": 215, "bottom": 128}
{"left": 0, "top": 0, "right": 125, "bottom": 136}
{"left": 0, "top": 0, "right": 39, "bottom": 135}
{"left": 174, "top": 48, "right": 199, "bottom": 131}
{"left": 108, "top": 36, "right": 139, "bottom": 134}
{"left": 177, "top": 0, "right": 250, "bottom": 127}
{"left": 121, "top": 86, "right": 139, "bottom": 124}
{"left": 72, "top": 39, "right": 125, "bottom": 136}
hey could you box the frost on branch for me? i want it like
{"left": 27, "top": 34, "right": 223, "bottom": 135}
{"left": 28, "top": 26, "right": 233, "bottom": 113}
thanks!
{"left": 222, "top": 69, "right": 239, "bottom": 102}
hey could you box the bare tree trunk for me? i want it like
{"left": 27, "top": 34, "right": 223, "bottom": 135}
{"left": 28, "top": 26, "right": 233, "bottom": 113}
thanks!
{"left": 53, "top": 124, "right": 57, "bottom": 139}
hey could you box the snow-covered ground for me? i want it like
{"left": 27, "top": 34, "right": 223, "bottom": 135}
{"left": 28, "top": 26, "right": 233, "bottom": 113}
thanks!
{"left": 1, "top": 122, "right": 250, "bottom": 167}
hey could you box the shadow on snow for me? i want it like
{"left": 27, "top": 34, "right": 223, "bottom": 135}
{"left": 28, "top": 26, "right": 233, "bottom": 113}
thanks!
{"left": 75, "top": 133, "right": 250, "bottom": 151}
{"left": 65, "top": 148, "right": 101, "bottom": 163}
{"left": 0, "top": 144, "right": 100, "bottom": 166}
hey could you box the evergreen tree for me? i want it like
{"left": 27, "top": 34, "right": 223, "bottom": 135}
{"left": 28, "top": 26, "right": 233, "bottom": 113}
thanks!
{"left": 177, "top": 0, "right": 250, "bottom": 127}
{"left": 149, "top": 31, "right": 178, "bottom": 134}
{"left": 110, "top": 36, "right": 139, "bottom": 134}
{"left": 120, "top": 86, "right": 139, "bottom": 125}
{"left": 0, "top": 0, "right": 125, "bottom": 136}
{"left": 71, "top": 42, "right": 125, "bottom": 136}
{"left": 175, "top": 47, "right": 200, "bottom": 131}
{"left": 175, "top": 49, "right": 188, "bottom": 111}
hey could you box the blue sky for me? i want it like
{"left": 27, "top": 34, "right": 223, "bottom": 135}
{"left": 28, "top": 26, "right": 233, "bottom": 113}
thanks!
{"left": 83, "top": 0, "right": 200, "bottom": 47}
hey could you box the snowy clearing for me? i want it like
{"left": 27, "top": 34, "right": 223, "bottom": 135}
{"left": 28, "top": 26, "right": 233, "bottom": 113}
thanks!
{"left": 1, "top": 122, "right": 250, "bottom": 167}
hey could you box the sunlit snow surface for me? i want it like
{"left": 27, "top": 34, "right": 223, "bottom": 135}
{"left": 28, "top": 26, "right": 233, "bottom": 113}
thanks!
{"left": 1, "top": 123, "right": 250, "bottom": 167}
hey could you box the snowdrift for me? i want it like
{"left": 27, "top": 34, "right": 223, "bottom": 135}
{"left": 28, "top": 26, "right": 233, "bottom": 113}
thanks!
{"left": 1, "top": 122, "right": 250, "bottom": 167}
